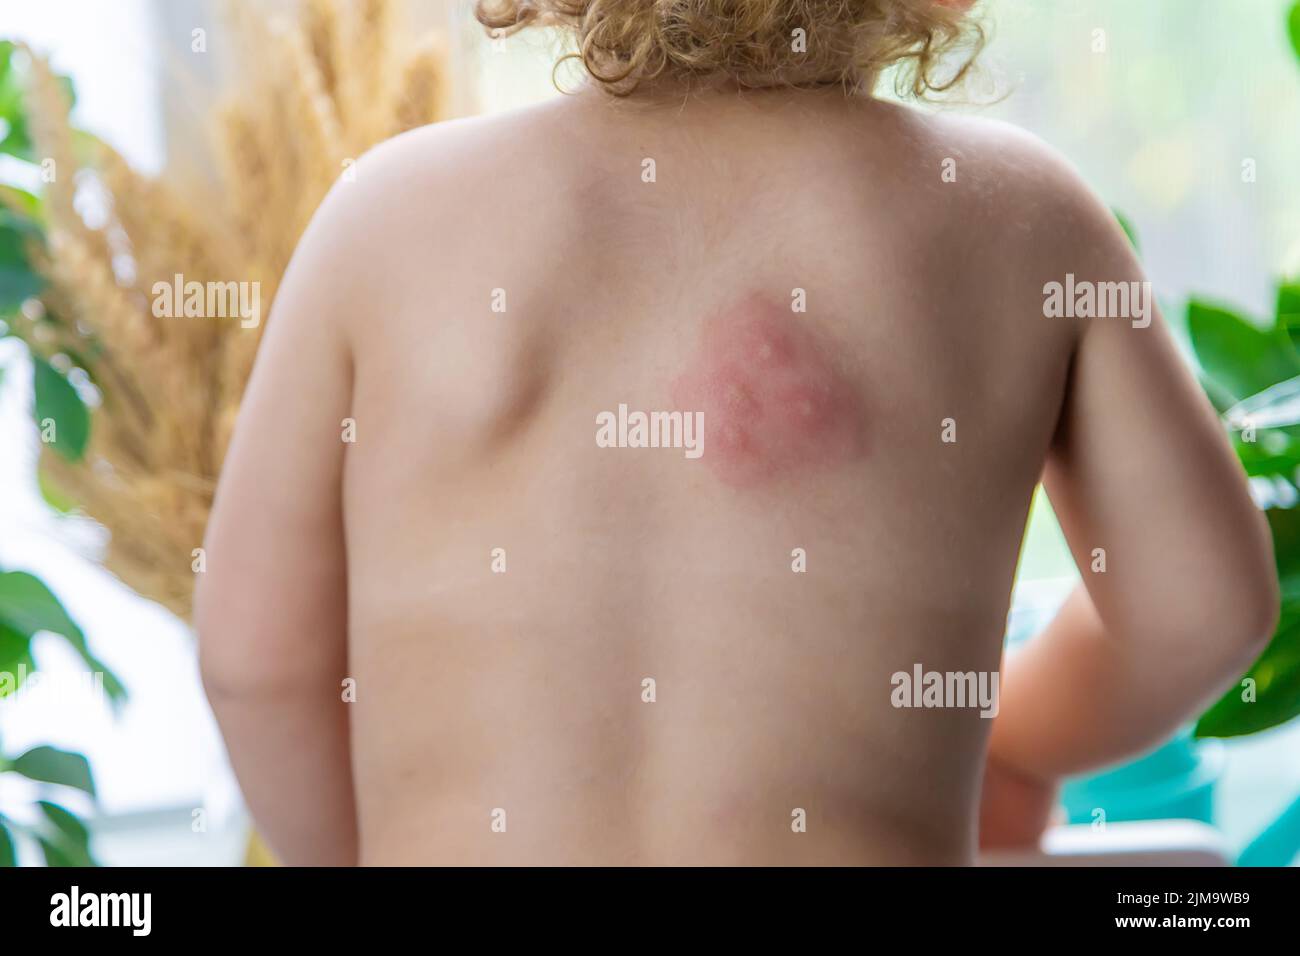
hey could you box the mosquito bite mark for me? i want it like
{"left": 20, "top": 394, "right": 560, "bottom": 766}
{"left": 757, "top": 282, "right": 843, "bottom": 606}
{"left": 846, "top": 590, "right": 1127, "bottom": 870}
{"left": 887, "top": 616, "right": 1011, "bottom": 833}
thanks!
{"left": 671, "top": 298, "right": 867, "bottom": 487}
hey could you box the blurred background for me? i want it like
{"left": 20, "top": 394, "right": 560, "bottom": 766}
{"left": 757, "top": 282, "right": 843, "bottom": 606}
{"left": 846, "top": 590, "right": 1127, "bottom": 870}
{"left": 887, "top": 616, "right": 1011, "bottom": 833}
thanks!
{"left": 1, "top": 0, "right": 1298, "bottom": 865}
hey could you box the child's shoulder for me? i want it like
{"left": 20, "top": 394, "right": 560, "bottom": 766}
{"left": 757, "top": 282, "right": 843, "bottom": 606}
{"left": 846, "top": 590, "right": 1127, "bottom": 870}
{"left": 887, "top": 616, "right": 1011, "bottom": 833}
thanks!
{"left": 900, "top": 105, "right": 1115, "bottom": 233}
{"left": 887, "top": 105, "right": 1136, "bottom": 289}
{"left": 359, "top": 93, "right": 595, "bottom": 192}
{"left": 280, "top": 102, "right": 572, "bottom": 318}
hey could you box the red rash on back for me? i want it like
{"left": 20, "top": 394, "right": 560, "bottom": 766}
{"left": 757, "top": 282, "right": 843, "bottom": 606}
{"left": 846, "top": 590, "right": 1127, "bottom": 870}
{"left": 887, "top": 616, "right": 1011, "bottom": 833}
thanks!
{"left": 671, "top": 297, "right": 867, "bottom": 487}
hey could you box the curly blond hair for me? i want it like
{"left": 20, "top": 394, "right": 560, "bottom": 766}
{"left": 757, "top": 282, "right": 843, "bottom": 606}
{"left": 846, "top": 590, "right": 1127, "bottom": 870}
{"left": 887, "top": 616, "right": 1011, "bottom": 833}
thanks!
{"left": 475, "top": 0, "right": 983, "bottom": 97}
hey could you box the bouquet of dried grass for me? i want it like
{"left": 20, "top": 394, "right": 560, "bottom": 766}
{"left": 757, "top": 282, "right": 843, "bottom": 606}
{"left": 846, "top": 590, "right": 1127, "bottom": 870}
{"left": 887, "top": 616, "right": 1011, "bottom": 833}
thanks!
{"left": 5, "top": 0, "right": 451, "bottom": 618}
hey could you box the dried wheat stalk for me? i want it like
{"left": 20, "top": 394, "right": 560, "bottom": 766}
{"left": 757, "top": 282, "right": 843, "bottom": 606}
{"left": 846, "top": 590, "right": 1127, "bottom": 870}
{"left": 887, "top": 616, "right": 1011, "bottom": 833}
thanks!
{"left": 12, "top": 0, "right": 451, "bottom": 618}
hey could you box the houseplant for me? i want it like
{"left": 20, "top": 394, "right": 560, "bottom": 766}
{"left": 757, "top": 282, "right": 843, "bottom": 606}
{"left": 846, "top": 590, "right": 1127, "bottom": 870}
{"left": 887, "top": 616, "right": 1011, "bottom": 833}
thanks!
{"left": 0, "top": 0, "right": 451, "bottom": 865}
{"left": 1048, "top": 3, "right": 1300, "bottom": 863}
{"left": 0, "top": 41, "right": 126, "bottom": 867}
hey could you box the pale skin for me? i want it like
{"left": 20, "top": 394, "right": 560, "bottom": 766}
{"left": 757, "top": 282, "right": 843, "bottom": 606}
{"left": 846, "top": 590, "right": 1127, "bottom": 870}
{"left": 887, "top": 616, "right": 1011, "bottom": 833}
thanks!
{"left": 195, "top": 82, "right": 1277, "bottom": 865}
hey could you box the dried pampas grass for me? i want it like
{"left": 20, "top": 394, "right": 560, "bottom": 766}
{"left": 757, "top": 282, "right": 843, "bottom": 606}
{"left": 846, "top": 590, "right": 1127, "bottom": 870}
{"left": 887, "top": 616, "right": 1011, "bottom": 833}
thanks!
{"left": 10, "top": 0, "right": 452, "bottom": 618}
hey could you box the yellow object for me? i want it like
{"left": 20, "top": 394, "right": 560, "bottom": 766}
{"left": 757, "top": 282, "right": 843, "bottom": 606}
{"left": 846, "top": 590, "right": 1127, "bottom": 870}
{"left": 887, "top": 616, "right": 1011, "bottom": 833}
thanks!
{"left": 244, "top": 831, "right": 281, "bottom": 868}
{"left": 6, "top": 0, "right": 456, "bottom": 869}
{"left": 9, "top": 0, "right": 453, "bottom": 619}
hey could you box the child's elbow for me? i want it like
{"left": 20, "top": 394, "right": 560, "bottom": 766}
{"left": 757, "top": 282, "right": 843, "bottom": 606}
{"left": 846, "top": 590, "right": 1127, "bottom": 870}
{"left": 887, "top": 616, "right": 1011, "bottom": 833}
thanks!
{"left": 194, "top": 574, "right": 264, "bottom": 702}
{"left": 194, "top": 580, "right": 235, "bottom": 700}
{"left": 1149, "top": 525, "right": 1280, "bottom": 671}
{"left": 1230, "top": 565, "right": 1279, "bottom": 655}
{"left": 1203, "top": 530, "right": 1279, "bottom": 662}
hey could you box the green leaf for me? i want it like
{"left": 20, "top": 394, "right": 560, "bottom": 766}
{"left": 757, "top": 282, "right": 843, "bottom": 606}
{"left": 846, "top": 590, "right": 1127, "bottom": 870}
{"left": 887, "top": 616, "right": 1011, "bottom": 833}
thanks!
{"left": 32, "top": 356, "right": 90, "bottom": 462}
{"left": 0, "top": 207, "right": 44, "bottom": 310}
{"left": 37, "top": 471, "right": 78, "bottom": 514}
{"left": 0, "top": 571, "right": 126, "bottom": 704}
{"left": 0, "top": 819, "right": 16, "bottom": 867}
{"left": 1270, "top": 506, "right": 1300, "bottom": 590}
{"left": 0, "top": 570, "right": 83, "bottom": 640}
{"left": 0, "top": 620, "right": 34, "bottom": 696}
{"left": 1187, "top": 300, "right": 1300, "bottom": 403}
{"left": 1236, "top": 445, "right": 1300, "bottom": 480}
{"left": 1279, "top": 281, "right": 1300, "bottom": 328}
{"left": 0, "top": 41, "right": 33, "bottom": 162}
{"left": 9, "top": 745, "right": 96, "bottom": 798}
{"left": 0, "top": 185, "right": 42, "bottom": 222}
{"left": 1196, "top": 508, "right": 1300, "bottom": 737}
{"left": 1289, "top": 1, "right": 1300, "bottom": 64}
{"left": 37, "top": 836, "right": 77, "bottom": 867}
{"left": 0, "top": 112, "right": 32, "bottom": 162}
{"left": 1195, "top": 614, "right": 1300, "bottom": 737}
{"left": 37, "top": 801, "right": 95, "bottom": 866}
{"left": 38, "top": 801, "right": 89, "bottom": 843}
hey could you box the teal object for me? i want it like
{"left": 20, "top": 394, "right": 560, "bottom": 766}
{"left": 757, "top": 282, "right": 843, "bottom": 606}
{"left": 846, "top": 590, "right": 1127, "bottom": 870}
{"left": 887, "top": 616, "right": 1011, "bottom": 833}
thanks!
{"left": 1239, "top": 794, "right": 1300, "bottom": 867}
{"left": 1060, "top": 731, "right": 1222, "bottom": 827}
{"left": 1006, "top": 580, "right": 1300, "bottom": 866}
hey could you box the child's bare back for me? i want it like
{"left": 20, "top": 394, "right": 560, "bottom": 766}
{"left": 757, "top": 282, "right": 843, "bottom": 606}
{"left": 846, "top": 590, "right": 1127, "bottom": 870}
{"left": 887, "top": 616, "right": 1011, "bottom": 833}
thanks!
{"left": 339, "top": 91, "right": 1083, "bottom": 865}
{"left": 197, "top": 15, "right": 1275, "bottom": 866}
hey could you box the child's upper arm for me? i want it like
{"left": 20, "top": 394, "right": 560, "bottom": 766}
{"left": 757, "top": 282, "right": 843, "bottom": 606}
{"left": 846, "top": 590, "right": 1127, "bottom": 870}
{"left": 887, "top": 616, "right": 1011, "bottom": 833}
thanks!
{"left": 1036, "top": 165, "right": 1276, "bottom": 651}
{"left": 195, "top": 177, "right": 361, "bottom": 692}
